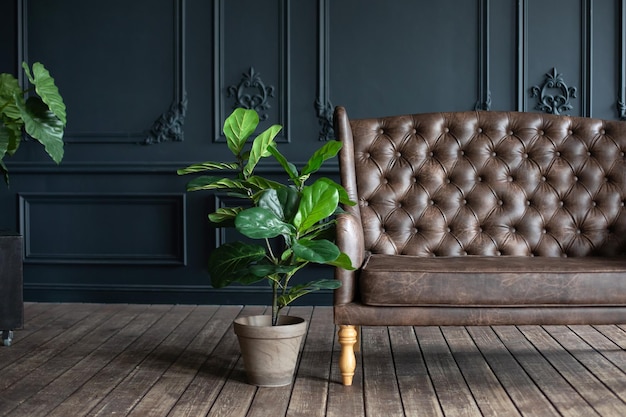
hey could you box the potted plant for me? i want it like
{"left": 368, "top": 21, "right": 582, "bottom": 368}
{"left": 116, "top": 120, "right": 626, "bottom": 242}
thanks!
{"left": 1, "top": 61, "right": 66, "bottom": 184}
{"left": 0, "top": 62, "right": 66, "bottom": 347}
{"left": 178, "top": 107, "right": 354, "bottom": 386}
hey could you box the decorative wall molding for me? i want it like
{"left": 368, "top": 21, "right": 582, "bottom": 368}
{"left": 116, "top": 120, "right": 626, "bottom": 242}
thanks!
{"left": 517, "top": 0, "right": 528, "bottom": 112}
{"left": 19, "top": 193, "right": 187, "bottom": 265}
{"left": 214, "top": 0, "right": 290, "bottom": 142}
{"left": 580, "top": 0, "right": 592, "bottom": 117}
{"left": 475, "top": 0, "right": 491, "bottom": 111}
{"left": 227, "top": 67, "right": 275, "bottom": 121}
{"left": 144, "top": 93, "right": 188, "bottom": 144}
{"left": 145, "top": 0, "right": 187, "bottom": 145}
{"left": 19, "top": 0, "right": 187, "bottom": 144}
{"left": 618, "top": 0, "right": 626, "bottom": 120}
{"left": 315, "top": 0, "right": 334, "bottom": 141}
{"left": 530, "top": 67, "right": 578, "bottom": 115}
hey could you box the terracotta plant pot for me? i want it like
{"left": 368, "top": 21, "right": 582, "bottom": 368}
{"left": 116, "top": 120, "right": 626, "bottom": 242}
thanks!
{"left": 233, "top": 315, "right": 307, "bottom": 387}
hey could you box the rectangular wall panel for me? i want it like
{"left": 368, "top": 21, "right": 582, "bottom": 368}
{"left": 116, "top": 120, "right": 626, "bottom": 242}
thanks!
{"left": 19, "top": 193, "right": 186, "bottom": 265}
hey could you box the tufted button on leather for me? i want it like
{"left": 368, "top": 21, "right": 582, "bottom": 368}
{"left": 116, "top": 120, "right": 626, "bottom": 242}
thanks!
{"left": 559, "top": 201, "right": 564, "bottom": 207}
{"left": 477, "top": 176, "right": 483, "bottom": 182}
{"left": 462, "top": 199, "right": 467, "bottom": 205}
{"left": 429, "top": 200, "right": 435, "bottom": 206}
{"left": 526, "top": 200, "right": 531, "bottom": 206}
{"left": 574, "top": 176, "right": 579, "bottom": 182}
{"left": 496, "top": 251, "right": 502, "bottom": 256}
{"left": 576, "top": 229, "right": 582, "bottom": 234}
{"left": 444, "top": 128, "right": 450, "bottom": 133}
{"left": 587, "top": 151, "right": 592, "bottom": 156}
{"left": 621, "top": 151, "right": 625, "bottom": 157}
{"left": 568, "top": 130, "right": 573, "bottom": 135}
{"left": 446, "top": 178, "right": 451, "bottom": 184}
{"left": 395, "top": 152, "right": 402, "bottom": 158}
{"left": 378, "top": 128, "right": 384, "bottom": 134}
{"left": 446, "top": 227, "right": 451, "bottom": 233}
{"left": 592, "top": 201, "right": 597, "bottom": 207}
{"left": 429, "top": 151, "right": 434, "bottom": 157}
{"left": 498, "top": 200, "right": 504, "bottom": 206}
{"left": 412, "top": 128, "right": 417, "bottom": 134}
{"left": 601, "top": 129, "right": 606, "bottom": 135}
{"left": 541, "top": 176, "right": 547, "bottom": 182}
{"left": 507, "top": 176, "right": 513, "bottom": 182}
{"left": 508, "top": 130, "right": 514, "bottom": 135}
{"left": 555, "top": 151, "right": 561, "bottom": 157}
{"left": 412, "top": 177, "right": 417, "bottom": 183}
{"left": 539, "top": 130, "right": 544, "bottom": 135}
{"left": 477, "top": 128, "right": 483, "bottom": 133}
{"left": 460, "top": 150, "right": 465, "bottom": 156}
{"left": 523, "top": 153, "right": 529, "bottom": 159}
{"left": 491, "top": 151, "right": 497, "bottom": 157}
{"left": 542, "top": 228, "right": 547, "bottom": 234}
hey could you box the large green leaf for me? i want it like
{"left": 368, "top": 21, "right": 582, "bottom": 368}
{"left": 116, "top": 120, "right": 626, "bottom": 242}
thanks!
{"left": 301, "top": 140, "right": 342, "bottom": 176}
{"left": 23, "top": 62, "right": 67, "bottom": 126}
{"left": 208, "top": 241, "right": 266, "bottom": 287}
{"left": 16, "top": 96, "right": 64, "bottom": 164}
{"left": 328, "top": 252, "right": 355, "bottom": 270}
{"left": 243, "top": 124, "right": 282, "bottom": 177}
{"left": 0, "top": 73, "right": 22, "bottom": 121}
{"left": 277, "top": 279, "right": 341, "bottom": 308}
{"left": 268, "top": 145, "right": 299, "bottom": 184}
{"left": 317, "top": 177, "right": 356, "bottom": 207}
{"left": 249, "top": 264, "right": 299, "bottom": 277}
{"left": 235, "top": 207, "right": 295, "bottom": 239}
{"left": 292, "top": 238, "right": 340, "bottom": 263}
{"left": 257, "top": 189, "right": 284, "bottom": 220}
{"left": 223, "top": 108, "right": 258, "bottom": 156}
{"left": 185, "top": 176, "right": 248, "bottom": 192}
{"left": 275, "top": 185, "right": 300, "bottom": 223}
{"left": 208, "top": 206, "right": 242, "bottom": 224}
{"left": 177, "top": 161, "right": 238, "bottom": 175}
{"left": 293, "top": 179, "right": 339, "bottom": 233}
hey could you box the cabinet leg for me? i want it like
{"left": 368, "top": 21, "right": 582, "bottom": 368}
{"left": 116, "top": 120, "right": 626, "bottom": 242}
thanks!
{"left": 338, "top": 325, "right": 358, "bottom": 386}
{"left": 2, "top": 331, "right": 14, "bottom": 347}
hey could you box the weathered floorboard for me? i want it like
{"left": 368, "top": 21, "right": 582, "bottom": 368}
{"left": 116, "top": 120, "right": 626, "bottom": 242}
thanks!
{"left": 0, "top": 303, "right": 624, "bottom": 417}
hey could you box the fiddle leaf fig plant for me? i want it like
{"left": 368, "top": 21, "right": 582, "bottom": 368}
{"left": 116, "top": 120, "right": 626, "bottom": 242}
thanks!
{"left": 178, "top": 108, "right": 355, "bottom": 325}
{"left": 0, "top": 62, "right": 66, "bottom": 185}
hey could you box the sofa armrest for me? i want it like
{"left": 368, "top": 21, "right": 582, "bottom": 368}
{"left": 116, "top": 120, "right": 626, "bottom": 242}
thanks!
{"left": 334, "top": 212, "right": 365, "bottom": 305}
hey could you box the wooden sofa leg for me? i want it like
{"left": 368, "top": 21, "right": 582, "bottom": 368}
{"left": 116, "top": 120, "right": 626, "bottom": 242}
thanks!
{"left": 338, "top": 325, "right": 358, "bottom": 386}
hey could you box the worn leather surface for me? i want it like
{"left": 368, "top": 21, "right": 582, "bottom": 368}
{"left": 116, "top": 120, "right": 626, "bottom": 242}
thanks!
{"left": 360, "top": 255, "right": 626, "bottom": 306}
{"left": 333, "top": 106, "right": 626, "bottom": 324}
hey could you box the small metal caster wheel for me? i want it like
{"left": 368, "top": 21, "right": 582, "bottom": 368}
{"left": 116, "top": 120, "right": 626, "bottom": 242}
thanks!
{"left": 2, "top": 331, "right": 14, "bottom": 347}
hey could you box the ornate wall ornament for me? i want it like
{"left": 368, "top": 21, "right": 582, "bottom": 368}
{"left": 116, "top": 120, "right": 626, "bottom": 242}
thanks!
{"left": 227, "top": 67, "right": 275, "bottom": 121}
{"left": 145, "top": 93, "right": 188, "bottom": 144}
{"left": 315, "top": 98, "right": 334, "bottom": 141}
{"left": 530, "top": 67, "right": 577, "bottom": 115}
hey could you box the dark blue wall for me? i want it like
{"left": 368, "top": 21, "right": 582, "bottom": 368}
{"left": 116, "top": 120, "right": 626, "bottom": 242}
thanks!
{"left": 1, "top": 0, "right": 625, "bottom": 305}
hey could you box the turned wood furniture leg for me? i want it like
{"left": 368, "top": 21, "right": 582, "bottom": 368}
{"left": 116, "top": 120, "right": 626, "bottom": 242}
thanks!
{"left": 338, "top": 325, "right": 358, "bottom": 386}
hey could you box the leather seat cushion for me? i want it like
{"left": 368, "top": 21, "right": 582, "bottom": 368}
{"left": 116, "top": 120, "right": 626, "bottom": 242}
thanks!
{"left": 360, "top": 255, "right": 626, "bottom": 306}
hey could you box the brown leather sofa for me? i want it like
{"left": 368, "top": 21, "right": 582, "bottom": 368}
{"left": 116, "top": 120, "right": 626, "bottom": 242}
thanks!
{"left": 333, "top": 106, "right": 626, "bottom": 385}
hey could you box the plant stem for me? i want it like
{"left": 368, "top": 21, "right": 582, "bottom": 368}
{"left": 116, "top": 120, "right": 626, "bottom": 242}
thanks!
{"left": 272, "top": 280, "right": 279, "bottom": 326}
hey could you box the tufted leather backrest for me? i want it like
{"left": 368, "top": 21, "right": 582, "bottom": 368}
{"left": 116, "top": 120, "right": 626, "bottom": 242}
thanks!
{"left": 338, "top": 108, "right": 626, "bottom": 258}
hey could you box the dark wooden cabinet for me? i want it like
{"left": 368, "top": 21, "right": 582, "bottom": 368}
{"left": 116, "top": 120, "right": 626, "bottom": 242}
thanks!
{"left": 0, "top": 232, "right": 23, "bottom": 346}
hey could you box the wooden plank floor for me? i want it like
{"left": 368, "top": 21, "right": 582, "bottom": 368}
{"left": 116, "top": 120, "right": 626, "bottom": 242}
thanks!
{"left": 0, "top": 303, "right": 625, "bottom": 416}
